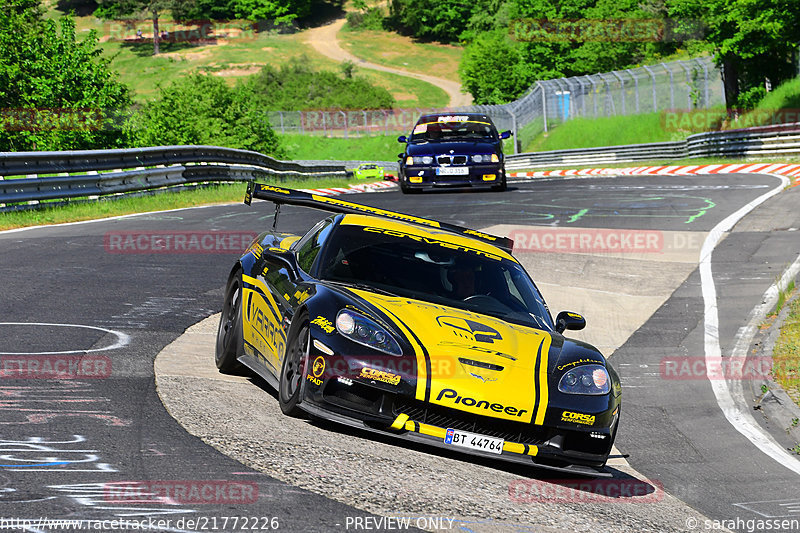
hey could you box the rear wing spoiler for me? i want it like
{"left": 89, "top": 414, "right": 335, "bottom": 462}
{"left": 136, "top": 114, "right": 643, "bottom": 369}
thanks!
{"left": 244, "top": 182, "right": 514, "bottom": 253}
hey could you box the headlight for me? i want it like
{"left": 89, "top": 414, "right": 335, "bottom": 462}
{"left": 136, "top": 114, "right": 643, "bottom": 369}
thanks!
{"left": 558, "top": 364, "right": 610, "bottom": 395}
{"left": 472, "top": 154, "right": 484, "bottom": 163}
{"left": 407, "top": 156, "right": 433, "bottom": 166}
{"left": 490, "top": 153, "right": 499, "bottom": 163}
{"left": 335, "top": 310, "right": 402, "bottom": 356}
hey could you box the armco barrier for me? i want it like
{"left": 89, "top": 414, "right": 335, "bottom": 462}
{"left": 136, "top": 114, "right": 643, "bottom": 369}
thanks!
{"left": 3, "top": 121, "right": 800, "bottom": 209}
{"left": 506, "top": 122, "right": 800, "bottom": 170}
{"left": 0, "top": 146, "right": 346, "bottom": 209}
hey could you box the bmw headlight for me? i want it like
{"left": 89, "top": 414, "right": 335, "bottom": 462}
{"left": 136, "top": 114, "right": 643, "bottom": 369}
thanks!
{"left": 407, "top": 156, "right": 433, "bottom": 166}
{"left": 558, "top": 364, "right": 610, "bottom": 395}
{"left": 472, "top": 154, "right": 485, "bottom": 163}
{"left": 490, "top": 153, "right": 499, "bottom": 163}
{"left": 335, "top": 310, "right": 402, "bottom": 356}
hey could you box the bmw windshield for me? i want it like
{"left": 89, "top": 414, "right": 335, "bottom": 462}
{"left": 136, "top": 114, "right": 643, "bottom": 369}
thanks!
{"left": 409, "top": 119, "right": 497, "bottom": 143}
{"left": 316, "top": 223, "right": 553, "bottom": 331}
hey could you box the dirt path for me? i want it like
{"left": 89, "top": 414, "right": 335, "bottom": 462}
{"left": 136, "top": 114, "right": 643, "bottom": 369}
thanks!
{"left": 303, "top": 18, "right": 472, "bottom": 108}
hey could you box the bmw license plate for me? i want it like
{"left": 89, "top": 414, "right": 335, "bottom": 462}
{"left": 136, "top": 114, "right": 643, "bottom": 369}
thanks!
{"left": 444, "top": 428, "right": 504, "bottom": 454}
{"left": 436, "top": 167, "right": 469, "bottom": 176}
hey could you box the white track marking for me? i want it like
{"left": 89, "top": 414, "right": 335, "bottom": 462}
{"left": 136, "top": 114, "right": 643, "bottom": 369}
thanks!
{"left": 0, "top": 322, "right": 130, "bottom": 355}
{"left": 700, "top": 173, "right": 800, "bottom": 476}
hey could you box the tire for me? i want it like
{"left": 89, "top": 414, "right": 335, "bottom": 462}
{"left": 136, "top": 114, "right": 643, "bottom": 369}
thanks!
{"left": 492, "top": 176, "right": 507, "bottom": 192}
{"left": 400, "top": 181, "right": 420, "bottom": 194}
{"left": 215, "top": 270, "right": 244, "bottom": 373}
{"left": 279, "top": 316, "right": 310, "bottom": 417}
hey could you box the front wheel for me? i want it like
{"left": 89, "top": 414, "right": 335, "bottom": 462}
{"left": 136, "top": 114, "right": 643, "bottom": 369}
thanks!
{"left": 215, "top": 270, "right": 244, "bottom": 373}
{"left": 279, "top": 317, "right": 309, "bottom": 417}
{"left": 491, "top": 176, "right": 507, "bottom": 192}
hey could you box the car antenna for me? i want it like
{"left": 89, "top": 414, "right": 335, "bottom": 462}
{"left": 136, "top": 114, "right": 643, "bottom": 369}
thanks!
{"left": 272, "top": 202, "right": 281, "bottom": 230}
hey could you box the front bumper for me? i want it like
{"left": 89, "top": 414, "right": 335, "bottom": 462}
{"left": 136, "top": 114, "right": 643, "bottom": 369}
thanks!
{"left": 300, "top": 369, "right": 618, "bottom": 476}
{"left": 400, "top": 164, "right": 505, "bottom": 189}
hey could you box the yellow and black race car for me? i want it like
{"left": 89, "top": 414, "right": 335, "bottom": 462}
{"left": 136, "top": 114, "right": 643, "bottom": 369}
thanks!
{"left": 215, "top": 183, "right": 621, "bottom": 476}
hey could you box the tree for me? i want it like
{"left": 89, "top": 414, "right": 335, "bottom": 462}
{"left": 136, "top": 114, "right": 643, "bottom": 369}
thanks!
{"left": 667, "top": 0, "right": 800, "bottom": 108}
{"left": 126, "top": 74, "right": 284, "bottom": 157}
{"left": 388, "top": 0, "right": 474, "bottom": 42}
{"left": 95, "top": 0, "right": 193, "bottom": 55}
{"left": 0, "top": 0, "right": 132, "bottom": 151}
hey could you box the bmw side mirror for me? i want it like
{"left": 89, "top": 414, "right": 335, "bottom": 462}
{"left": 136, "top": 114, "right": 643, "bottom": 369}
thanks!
{"left": 397, "top": 135, "right": 407, "bottom": 143}
{"left": 397, "top": 153, "right": 405, "bottom": 159}
{"left": 555, "top": 311, "right": 586, "bottom": 333}
{"left": 499, "top": 130, "right": 512, "bottom": 139}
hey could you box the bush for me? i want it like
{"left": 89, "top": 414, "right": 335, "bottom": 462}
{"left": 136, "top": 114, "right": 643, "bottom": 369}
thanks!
{"left": 126, "top": 74, "right": 284, "bottom": 157}
{"left": 346, "top": 7, "right": 385, "bottom": 30}
{"left": 0, "top": 3, "right": 132, "bottom": 151}
{"left": 238, "top": 57, "right": 395, "bottom": 110}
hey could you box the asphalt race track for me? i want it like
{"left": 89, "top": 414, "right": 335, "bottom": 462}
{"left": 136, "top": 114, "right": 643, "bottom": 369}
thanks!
{"left": 1, "top": 173, "right": 799, "bottom": 533}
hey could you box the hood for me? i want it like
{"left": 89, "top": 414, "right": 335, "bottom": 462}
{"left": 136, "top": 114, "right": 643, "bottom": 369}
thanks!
{"left": 351, "top": 289, "right": 553, "bottom": 425}
{"left": 406, "top": 140, "right": 501, "bottom": 157}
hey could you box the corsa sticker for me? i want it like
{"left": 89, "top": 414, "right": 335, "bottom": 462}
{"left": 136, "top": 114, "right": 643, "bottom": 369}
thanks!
{"left": 359, "top": 367, "right": 401, "bottom": 386}
{"left": 310, "top": 315, "right": 335, "bottom": 333}
{"left": 561, "top": 411, "right": 595, "bottom": 425}
{"left": 436, "top": 316, "right": 502, "bottom": 344}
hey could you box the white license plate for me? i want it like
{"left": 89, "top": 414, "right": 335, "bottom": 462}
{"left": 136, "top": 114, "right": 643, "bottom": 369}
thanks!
{"left": 444, "top": 428, "right": 504, "bottom": 454}
{"left": 436, "top": 166, "right": 469, "bottom": 176}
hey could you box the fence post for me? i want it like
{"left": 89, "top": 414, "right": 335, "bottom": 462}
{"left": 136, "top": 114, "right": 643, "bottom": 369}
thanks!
{"left": 627, "top": 69, "right": 639, "bottom": 113}
{"left": 678, "top": 60, "right": 693, "bottom": 108}
{"left": 661, "top": 63, "right": 674, "bottom": 109}
{"left": 278, "top": 111, "right": 284, "bottom": 134}
{"left": 340, "top": 110, "right": 348, "bottom": 139}
{"left": 611, "top": 71, "right": 626, "bottom": 115}
{"left": 540, "top": 83, "right": 548, "bottom": 133}
{"left": 643, "top": 65, "right": 657, "bottom": 112}
{"left": 695, "top": 58, "right": 710, "bottom": 108}
{"left": 510, "top": 108, "right": 519, "bottom": 154}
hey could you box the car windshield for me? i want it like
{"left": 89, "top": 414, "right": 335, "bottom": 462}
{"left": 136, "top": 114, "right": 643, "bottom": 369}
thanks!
{"left": 316, "top": 224, "right": 553, "bottom": 331}
{"left": 409, "top": 119, "right": 497, "bottom": 142}
{"left": 360, "top": 165, "right": 377, "bottom": 169}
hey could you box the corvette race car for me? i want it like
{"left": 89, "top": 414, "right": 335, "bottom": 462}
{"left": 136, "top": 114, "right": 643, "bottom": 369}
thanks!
{"left": 215, "top": 183, "right": 621, "bottom": 476}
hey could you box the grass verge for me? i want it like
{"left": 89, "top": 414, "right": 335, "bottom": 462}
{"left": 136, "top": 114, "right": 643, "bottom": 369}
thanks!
{"left": 279, "top": 134, "right": 402, "bottom": 162}
{"left": 63, "top": 12, "right": 447, "bottom": 107}
{"left": 772, "top": 291, "right": 800, "bottom": 408}
{"left": 522, "top": 111, "right": 723, "bottom": 152}
{"left": 0, "top": 178, "right": 381, "bottom": 231}
{"left": 338, "top": 26, "right": 463, "bottom": 83}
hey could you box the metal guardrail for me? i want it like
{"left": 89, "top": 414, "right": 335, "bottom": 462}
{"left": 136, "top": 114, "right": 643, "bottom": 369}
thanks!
{"left": 3, "top": 121, "right": 799, "bottom": 209}
{"left": 506, "top": 122, "right": 800, "bottom": 170}
{"left": 0, "top": 146, "right": 347, "bottom": 209}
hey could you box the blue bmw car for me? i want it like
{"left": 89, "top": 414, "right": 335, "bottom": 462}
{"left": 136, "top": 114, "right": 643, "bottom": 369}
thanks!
{"left": 397, "top": 113, "right": 512, "bottom": 193}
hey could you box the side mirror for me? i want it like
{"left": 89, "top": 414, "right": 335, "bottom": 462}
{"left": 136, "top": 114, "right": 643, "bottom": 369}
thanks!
{"left": 265, "top": 251, "right": 299, "bottom": 281}
{"left": 397, "top": 135, "right": 407, "bottom": 143}
{"left": 555, "top": 311, "right": 586, "bottom": 333}
{"left": 499, "top": 130, "right": 512, "bottom": 139}
{"left": 397, "top": 153, "right": 405, "bottom": 160}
